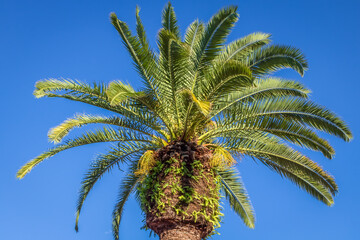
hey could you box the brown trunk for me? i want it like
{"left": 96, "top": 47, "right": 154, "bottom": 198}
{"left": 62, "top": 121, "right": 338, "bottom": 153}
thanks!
{"left": 139, "top": 141, "right": 221, "bottom": 240}
{"left": 158, "top": 223, "right": 202, "bottom": 240}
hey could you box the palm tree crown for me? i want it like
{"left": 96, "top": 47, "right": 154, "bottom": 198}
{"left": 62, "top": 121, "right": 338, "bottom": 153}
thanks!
{"left": 18, "top": 3, "right": 352, "bottom": 240}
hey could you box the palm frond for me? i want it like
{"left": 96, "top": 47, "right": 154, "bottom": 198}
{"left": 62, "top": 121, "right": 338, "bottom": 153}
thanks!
{"left": 106, "top": 80, "right": 145, "bottom": 105}
{"left": 135, "top": 6, "right": 149, "bottom": 48}
{"left": 193, "top": 6, "right": 239, "bottom": 73}
{"left": 233, "top": 97, "right": 353, "bottom": 141}
{"left": 161, "top": 2, "right": 180, "bottom": 39}
{"left": 243, "top": 45, "right": 308, "bottom": 76}
{"left": 34, "top": 78, "right": 107, "bottom": 99}
{"left": 216, "top": 32, "right": 271, "bottom": 64}
{"left": 202, "top": 116, "right": 335, "bottom": 159}
{"left": 200, "top": 61, "right": 253, "bottom": 101}
{"left": 48, "top": 114, "right": 154, "bottom": 143}
{"left": 110, "top": 13, "right": 160, "bottom": 102}
{"left": 212, "top": 77, "right": 310, "bottom": 116}
{"left": 184, "top": 19, "right": 204, "bottom": 56}
{"left": 222, "top": 133, "right": 338, "bottom": 196}
{"left": 257, "top": 156, "right": 334, "bottom": 205}
{"left": 112, "top": 161, "right": 141, "bottom": 240}
{"left": 75, "top": 143, "right": 150, "bottom": 231}
{"left": 217, "top": 168, "right": 255, "bottom": 228}
{"left": 33, "top": 79, "right": 156, "bottom": 126}
{"left": 17, "top": 127, "right": 152, "bottom": 179}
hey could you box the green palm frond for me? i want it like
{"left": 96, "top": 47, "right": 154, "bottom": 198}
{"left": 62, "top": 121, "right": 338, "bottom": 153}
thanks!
{"left": 258, "top": 157, "right": 334, "bottom": 205}
{"left": 200, "top": 61, "right": 253, "bottom": 100}
{"left": 202, "top": 116, "right": 335, "bottom": 158}
{"left": 48, "top": 114, "right": 155, "bottom": 143}
{"left": 243, "top": 45, "right": 308, "bottom": 77}
{"left": 112, "top": 161, "right": 141, "bottom": 240}
{"left": 110, "top": 13, "right": 160, "bottom": 102}
{"left": 212, "top": 77, "right": 310, "bottom": 116}
{"left": 17, "top": 127, "right": 152, "bottom": 179}
{"left": 34, "top": 78, "right": 107, "bottom": 99}
{"left": 184, "top": 19, "right": 204, "bottom": 56}
{"left": 231, "top": 97, "right": 353, "bottom": 141}
{"left": 157, "top": 28, "right": 190, "bottom": 126}
{"left": 161, "top": 2, "right": 180, "bottom": 39}
{"left": 33, "top": 79, "right": 152, "bottom": 123}
{"left": 193, "top": 6, "right": 239, "bottom": 73}
{"left": 217, "top": 168, "right": 255, "bottom": 228}
{"left": 222, "top": 133, "right": 337, "bottom": 196}
{"left": 135, "top": 6, "right": 149, "bottom": 48}
{"left": 216, "top": 32, "right": 271, "bottom": 64}
{"left": 75, "top": 143, "right": 151, "bottom": 232}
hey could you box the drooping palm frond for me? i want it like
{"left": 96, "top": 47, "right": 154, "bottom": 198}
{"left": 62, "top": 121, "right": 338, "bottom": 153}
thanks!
{"left": 34, "top": 79, "right": 160, "bottom": 130}
{"left": 216, "top": 32, "right": 271, "bottom": 64}
{"left": 199, "top": 61, "right": 253, "bottom": 100}
{"left": 242, "top": 45, "right": 309, "bottom": 77}
{"left": 201, "top": 115, "right": 335, "bottom": 159}
{"left": 48, "top": 114, "right": 155, "bottom": 143}
{"left": 17, "top": 127, "right": 152, "bottom": 179}
{"left": 217, "top": 168, "right": 255, "bottom": 228}
{"left": 106, "top": 80, "right": 145, "bottom": 106}
{"left": 112, "top": 161, "right": 142, "bottom": 240}
{"left": 75, "top": 142, "right": 153, "bottom": 231}
{"left": 226, "top": 97, "right": 353, "bottom": 141}
{"left": 221, "top": 133, "right": 337, "bottom": 201}
{"left": 211, "top": 77, "right": 311, "bottom": 116}
{"left": 34, "top": 78, "right": 107, "bottom": 99}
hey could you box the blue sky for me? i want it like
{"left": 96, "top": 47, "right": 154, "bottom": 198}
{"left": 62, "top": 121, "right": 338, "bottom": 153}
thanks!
{"left": 1, "top": 0, "right": 359, "bottom": 239}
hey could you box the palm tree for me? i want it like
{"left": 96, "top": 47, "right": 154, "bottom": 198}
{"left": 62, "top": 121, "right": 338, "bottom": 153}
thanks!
{"left": 18, "top": 3, "right": 352, "bottom": 240}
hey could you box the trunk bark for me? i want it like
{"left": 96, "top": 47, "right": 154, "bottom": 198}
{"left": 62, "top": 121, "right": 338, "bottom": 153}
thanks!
{"left": 139, "top": 141, "right": 220, "bottom": 240}
{"left": 158, "top": 223, "right": 202, "bottom": 240}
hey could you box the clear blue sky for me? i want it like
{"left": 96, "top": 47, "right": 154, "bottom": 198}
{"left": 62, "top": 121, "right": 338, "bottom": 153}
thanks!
{"left": 1, "top": 0, "right": 359, "bottom": 239}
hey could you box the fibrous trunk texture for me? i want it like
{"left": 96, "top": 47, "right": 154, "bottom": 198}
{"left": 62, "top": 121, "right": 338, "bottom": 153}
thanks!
{"left": 139, "top": 141, "right": 220, "bottom": 240}
{"left": 158, "top": 223, "right": 202, "bottom": 240}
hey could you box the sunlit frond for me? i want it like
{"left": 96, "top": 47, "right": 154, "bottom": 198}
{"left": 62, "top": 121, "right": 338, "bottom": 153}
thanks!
{"left": 106, "top": 80, "right": 145, "bottom": 105}
{"left": 134, "top": 150, "right": 156, "bottom": 175}
{"left": 210, "top": 145, "right": 236, "bottom": 168}
{"left": 17, "top": 127, "right": 152, "bottom": 179}
{"left": 135, "top": 6, "right": 149, "bottom": 48}
{"left": 48, "top": 114, "right": 154, "bottom": 143}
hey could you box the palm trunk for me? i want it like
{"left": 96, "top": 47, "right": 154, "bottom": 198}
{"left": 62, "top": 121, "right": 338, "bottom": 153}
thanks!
{"left": 158, "top": 223, "right": 202, "bottom": 240}
{"left": 139, "top": 141, "right": 221, "bottom": 240}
